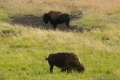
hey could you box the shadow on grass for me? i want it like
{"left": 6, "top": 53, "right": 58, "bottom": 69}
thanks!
{"left": 10, "top": 15, "right": 45, "bottom": 27}
{"left": 10, "top": 15, "right": 92, "bottom": 32}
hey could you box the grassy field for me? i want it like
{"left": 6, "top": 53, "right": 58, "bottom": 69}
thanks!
{"left": 0, "top": 0, "right": 120, "bottom": 80}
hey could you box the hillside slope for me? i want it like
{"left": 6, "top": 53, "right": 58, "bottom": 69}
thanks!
{"left": 0, "top": 0, "right": 120, "bottom": 80}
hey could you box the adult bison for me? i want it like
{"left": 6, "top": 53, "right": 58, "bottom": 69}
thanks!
{"left": 43, "top": 11, "right": 70, "bottom": 29}
{"left": 46, "top": 52, "right": 85, "bottom": 73}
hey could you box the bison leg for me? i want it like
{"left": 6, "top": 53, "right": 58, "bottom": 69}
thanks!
{"left": 66, "top": 67, "right": 72, "bottom": 73}
{"left": 50, "top": 65, "right": 54, "bottom": 73}
{"left": 61, "top": 67, "right": 67, "bottom": 72}
{"left": 65, "top": 21, "right": 70, "bottom": 28}
{"left": 65, "top": 65, "right": 72, "bottom": 73}
{"left": 53, "top": 24, "right": 57, "bottom": 30}
{"left": 61, "top": 66, "right": 72, "bottom": 73}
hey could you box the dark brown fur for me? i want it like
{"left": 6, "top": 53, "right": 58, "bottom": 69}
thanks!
{"left": 46, "top": 52, "right": 85, "bottom": 73}
{"left": 43, "top": 11, "right": 70, "bottom": 29}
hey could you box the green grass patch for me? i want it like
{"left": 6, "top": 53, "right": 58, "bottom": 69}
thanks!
{"left": 0, "top": 23, "right": 120, "bottom": 80}
{"left": 0, "top": 9, "right": 9, "bottom": 21}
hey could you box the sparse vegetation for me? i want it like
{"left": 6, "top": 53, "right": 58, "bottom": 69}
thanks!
{"left": 0, "top": 0, "right": 120, "bottom": 80}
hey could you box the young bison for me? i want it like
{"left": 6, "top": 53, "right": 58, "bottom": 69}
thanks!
{"left": 46, "top": 52, "right": 85, "bottom": 73}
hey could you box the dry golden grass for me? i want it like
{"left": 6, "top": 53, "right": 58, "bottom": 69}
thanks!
{"left": 0, "top": 21, "right": 120, "bottom": 53}
{"left": 0, "top": 0, "right": 120, "bottom": 15}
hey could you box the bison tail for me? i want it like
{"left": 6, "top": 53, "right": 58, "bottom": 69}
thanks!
{"left": 45, "top": 57, "right": 48, "bottom": 60}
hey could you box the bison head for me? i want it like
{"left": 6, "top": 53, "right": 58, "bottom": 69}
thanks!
{"left": 76, "top": 63, "right": 85, "bottom": 72}
{"left": 43, "top": 13, "right": 50, "bottom": 24}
